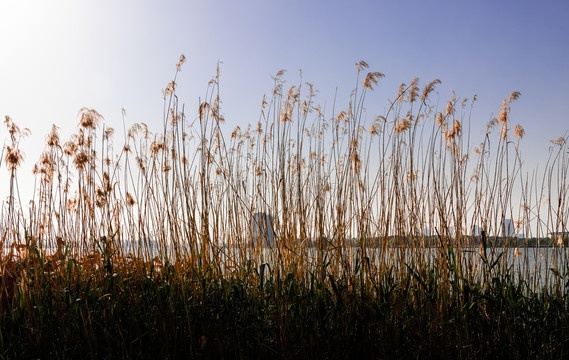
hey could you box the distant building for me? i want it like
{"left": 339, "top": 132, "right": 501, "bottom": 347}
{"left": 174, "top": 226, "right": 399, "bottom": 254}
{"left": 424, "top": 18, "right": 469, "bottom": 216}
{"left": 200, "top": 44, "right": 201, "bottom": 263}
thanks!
{"left": 251, "top": 212, "right": 275, "bottom": 247}
{"left": 471, "top": 225, "right": 481, "bottom": 237}
{"left": 502, "top": 219, "right": 514, "bottom": 237}
{"left": 550, "top": 231, "right": 569, "bottom": 246}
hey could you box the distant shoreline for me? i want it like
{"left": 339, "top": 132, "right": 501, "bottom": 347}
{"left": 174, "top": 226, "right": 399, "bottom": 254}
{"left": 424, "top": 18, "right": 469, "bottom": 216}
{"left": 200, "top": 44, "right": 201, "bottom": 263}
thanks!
{"left": 311, "top": 236, "right": 569, "bottom": 249}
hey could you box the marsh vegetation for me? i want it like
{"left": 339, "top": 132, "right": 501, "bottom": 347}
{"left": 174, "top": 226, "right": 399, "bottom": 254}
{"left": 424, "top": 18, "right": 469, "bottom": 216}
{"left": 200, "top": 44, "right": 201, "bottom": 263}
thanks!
{"left": 1, "top": 57, "right": 568, "bottom": 358}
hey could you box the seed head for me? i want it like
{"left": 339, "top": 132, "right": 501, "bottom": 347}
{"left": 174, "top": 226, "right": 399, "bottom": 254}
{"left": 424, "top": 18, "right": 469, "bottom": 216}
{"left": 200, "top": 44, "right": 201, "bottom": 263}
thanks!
{"left": 95, "top": 187, "right": 107, "bottom": 208}
{"left": 74, "top": 151, "right": 90, "bottom": 170}
{"left": 397, "top": 83, "right": 406, "bottom": 103}
{"left": 199, "top": 102, "right": 209, "bottom": 119}
{"left": 508, "top": 91, "right": 521, "bottom": 103}
{"left": 34, "top": 151, "right": 56, "bottom": 179}
{"left": 498, "top": 99, "right": 509, "bottom": 124}
{"left": 5, "top": 145, "right": 24, "bottom": 171}
{"left": 421, "top": 79, "right": 441, "bottom": 102}
{"left": 104, "top": 127, "right": 114, "bottom": 141}
{"left": 355, "top": 60, "right": 369, "bottom": 72}
{"left": 445, "top": 100, "right": 453, "bottom": 117}
{"left": 445, "top": 119, "right": 462, "bottom": 141}
{"left": 370, "top": 123, "right": 379, "bottom": 136}
{"left": 231, "top": 126, "right": 241, "bottom": 139}
{"left": 164, "top": 81, "right": 176, "bottom": 97}
{"left": 78, "top": 108, "right": 103, "bottom": 129}
{"left": 63, "top": 141, "right": 77, "bottom": 156}
{"left": 126, "top": 192, "right": 136, "bottom": 206}
{"left": 408, "top": 77, "right": 419, "bottom": 103}
{"left": 363, "top": 72, "right": 384, "bottom": 90}
{"left": 514, "top": 124, "right": 525, "bottom": 140}
{"left": 150, "top": 139, "right": 165, "bottom": 155}
{"left": 435, "top": 112, "right": 444, "bottom": 126}
{"left": 551, "top": 136, "right": 566, "bottom": 146}
{"left": 394, "top": 118, "right": 411, "bottom": 134}
{"left": 176, "top": 54, "right": 186, "bottom": 71}
{"left": 46, "top": 125, "right": 60, "bottom": 147}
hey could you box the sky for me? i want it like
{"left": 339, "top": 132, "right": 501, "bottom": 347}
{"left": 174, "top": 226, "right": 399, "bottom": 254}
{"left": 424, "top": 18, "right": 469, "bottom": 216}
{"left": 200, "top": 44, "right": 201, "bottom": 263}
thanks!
{"left": 0, "top": 0, "right": 568, "bottom": 203}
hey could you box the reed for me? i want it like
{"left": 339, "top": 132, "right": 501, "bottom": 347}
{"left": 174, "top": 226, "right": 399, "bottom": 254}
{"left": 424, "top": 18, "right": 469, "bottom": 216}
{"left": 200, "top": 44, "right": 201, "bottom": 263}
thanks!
{"left": 0, "top": 56, "right": 568, "bottom": 358}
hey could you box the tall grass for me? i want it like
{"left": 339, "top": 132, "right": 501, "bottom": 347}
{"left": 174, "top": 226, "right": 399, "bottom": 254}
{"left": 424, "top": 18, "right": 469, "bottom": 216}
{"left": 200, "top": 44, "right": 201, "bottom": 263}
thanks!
{"left": 0, "top": 57, "right": 568, "bottom": 358}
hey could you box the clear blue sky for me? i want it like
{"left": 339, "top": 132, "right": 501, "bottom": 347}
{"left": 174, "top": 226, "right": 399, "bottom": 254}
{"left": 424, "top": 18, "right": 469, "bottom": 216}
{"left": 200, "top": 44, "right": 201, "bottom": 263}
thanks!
{"left": 1, "top": 0, "right": 568, "bottom": 200}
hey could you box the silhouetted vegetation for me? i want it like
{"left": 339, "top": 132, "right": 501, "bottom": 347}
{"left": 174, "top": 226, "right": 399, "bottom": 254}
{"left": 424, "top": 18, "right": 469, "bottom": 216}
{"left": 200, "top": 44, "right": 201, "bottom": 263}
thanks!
{"left": 1, "top": 57, "right": 568, "bottom": 358}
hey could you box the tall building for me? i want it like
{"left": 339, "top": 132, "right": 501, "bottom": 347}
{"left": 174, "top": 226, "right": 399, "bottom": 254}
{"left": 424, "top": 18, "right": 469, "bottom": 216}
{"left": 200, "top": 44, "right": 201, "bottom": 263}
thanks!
{"left": 471, "top": 225, "right": 481, "bottom": 236}
{"left": 251, "top": 212, "right": 275, "bottom": 247}
{"left": 502, "top": 219, "right": 514, "bottom": 237}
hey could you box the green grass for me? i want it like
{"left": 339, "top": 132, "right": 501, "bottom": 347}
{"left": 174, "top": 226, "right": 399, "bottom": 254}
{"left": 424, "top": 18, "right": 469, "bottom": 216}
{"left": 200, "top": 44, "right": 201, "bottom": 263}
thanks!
{"left": 1, "top": 246, "right": 568, "bottom": 359}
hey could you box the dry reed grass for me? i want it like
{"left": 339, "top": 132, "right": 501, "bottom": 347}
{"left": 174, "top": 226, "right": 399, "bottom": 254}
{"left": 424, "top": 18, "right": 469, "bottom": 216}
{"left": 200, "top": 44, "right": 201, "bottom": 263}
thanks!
{"left": 0, "top": 57, "right": 568, "bottom": 358}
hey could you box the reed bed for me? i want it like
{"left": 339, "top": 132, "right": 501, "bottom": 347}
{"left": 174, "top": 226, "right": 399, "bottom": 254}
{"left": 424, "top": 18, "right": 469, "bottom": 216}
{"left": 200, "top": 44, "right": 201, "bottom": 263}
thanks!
{"left": 0, "top": 57, "right": 568, "bottom": 359}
